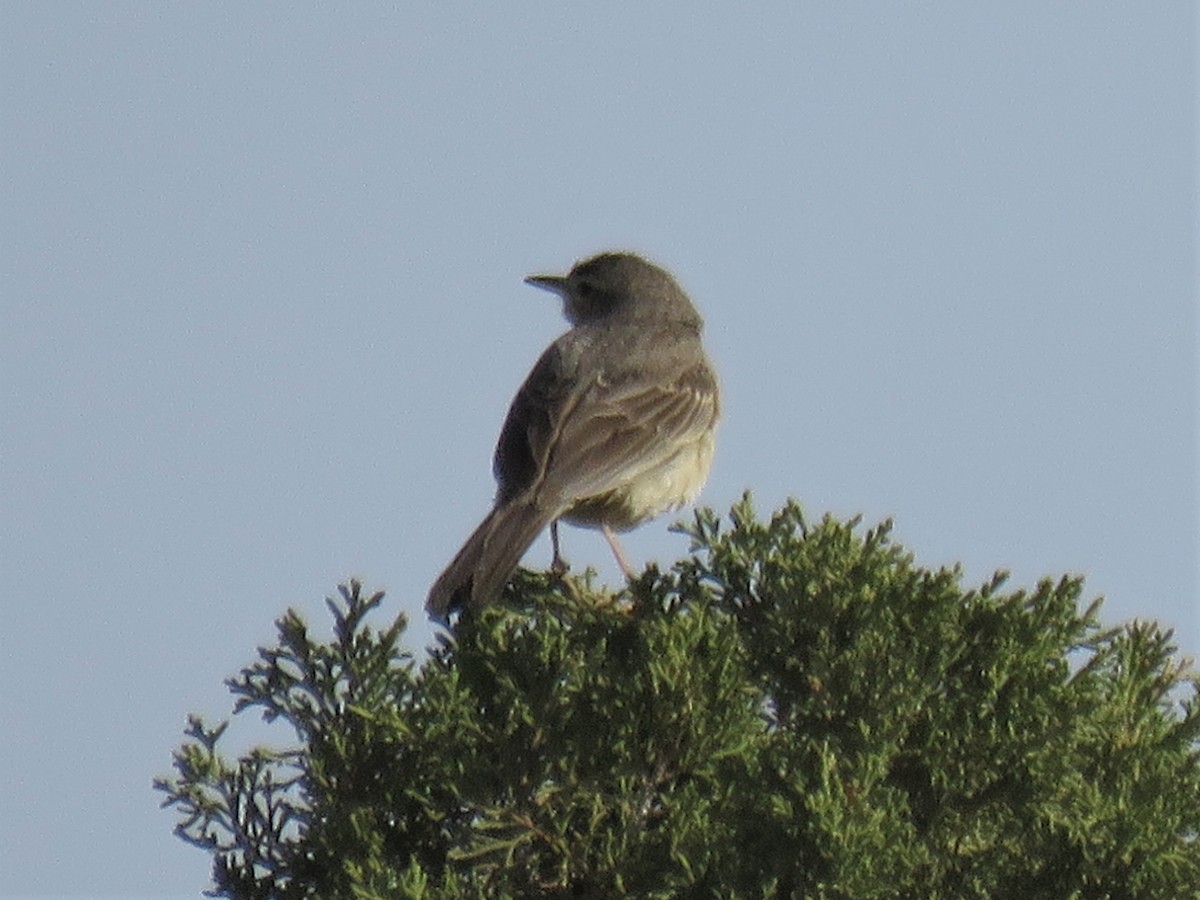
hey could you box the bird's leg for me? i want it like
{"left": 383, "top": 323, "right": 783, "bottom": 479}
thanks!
{"left": 550, "top": 520, "right": 570, "bottom": 575}
{"left": 601, "top": 524, "right": 635, "bottom": 578}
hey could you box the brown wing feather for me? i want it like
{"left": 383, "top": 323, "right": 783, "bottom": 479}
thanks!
{"left": 492, "top": 343, "right": 576, "bottom": 504}
{"left": 538, "top": 360, "right": 718, "bottom": 506}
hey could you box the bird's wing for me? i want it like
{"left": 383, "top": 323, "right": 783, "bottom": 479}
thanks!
{"left": 492, "top": 342, "right": 574, "bottom": 503}
{"left": 536, "top": 358, "right": 719, "bottom": 506}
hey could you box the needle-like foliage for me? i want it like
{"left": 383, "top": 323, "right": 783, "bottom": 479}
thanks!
{"left": 157, "top": 498, "right": 1200, "bottom": 898}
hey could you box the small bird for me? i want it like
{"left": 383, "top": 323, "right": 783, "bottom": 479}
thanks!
{"left": 426, "top": 251, "right": 720, "bottom": 620}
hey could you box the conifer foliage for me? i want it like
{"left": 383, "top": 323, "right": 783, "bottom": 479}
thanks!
{"left": 157, "top": 498, "right": 1200, "bottom": 898}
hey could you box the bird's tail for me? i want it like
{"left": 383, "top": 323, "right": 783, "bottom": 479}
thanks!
{"left": 426, "top": 500, "right": 555, "bottom": 620}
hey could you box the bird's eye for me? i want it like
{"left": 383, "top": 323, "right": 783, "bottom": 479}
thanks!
{"left": 576, "top": 279, "right": 593, "bottom": 296}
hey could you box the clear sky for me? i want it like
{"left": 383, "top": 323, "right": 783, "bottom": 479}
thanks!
{"left": 1, "top": 4, "right": 1195, "bottom": 897}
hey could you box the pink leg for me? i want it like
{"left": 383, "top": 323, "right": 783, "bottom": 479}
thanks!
{"left": 601, "top": 524, "right": 634, "bottom": 577}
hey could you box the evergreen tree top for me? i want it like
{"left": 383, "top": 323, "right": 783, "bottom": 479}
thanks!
{"left": 157, "top": 498, "right": 1200, "bottom": 898}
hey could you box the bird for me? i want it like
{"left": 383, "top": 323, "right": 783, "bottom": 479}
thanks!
{"left": 426, "top": 251, "right": 720, "bottom": 620}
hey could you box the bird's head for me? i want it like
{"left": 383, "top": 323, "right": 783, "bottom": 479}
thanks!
{"left": 525, "top": 252, "right": 699, "bottom": 328}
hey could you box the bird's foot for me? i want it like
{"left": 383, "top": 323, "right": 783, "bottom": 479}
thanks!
{"left": 550, "top": 553, "right": 570, "bottom": 577}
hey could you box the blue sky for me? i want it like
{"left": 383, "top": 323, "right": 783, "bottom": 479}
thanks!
{"left": 1, "top": 4, "right": 1195, "bottom": 897}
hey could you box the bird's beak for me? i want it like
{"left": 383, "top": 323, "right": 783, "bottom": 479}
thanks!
{"left": 524, "top": 274, "right": 569, "bottom": 296}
